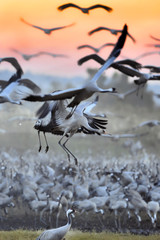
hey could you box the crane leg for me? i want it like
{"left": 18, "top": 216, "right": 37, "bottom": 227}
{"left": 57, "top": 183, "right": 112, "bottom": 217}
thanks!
{"left": 58, "top": 135, "right": 71, "bottom": 162}
{"left": 38, "top": 131, "right": 42, "bottom": 152}
{"left": 63, "top": 135, "right": 78, "bottom": 165}
{"left": 43, "top": 132, "right": 49, "bottom": 153}
{"left": 58, "top": 134, "right": 78, "bottom": 165}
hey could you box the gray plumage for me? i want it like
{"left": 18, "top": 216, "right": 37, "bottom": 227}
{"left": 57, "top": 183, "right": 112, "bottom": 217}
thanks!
{"left": 34, "top": 96, "right": 108, "bottom": 165}
{"left": 36, "top": 209, "right": 75, "bottom": 240}
{"left": 0, "top": 57, "right": 40, "bottom": 104}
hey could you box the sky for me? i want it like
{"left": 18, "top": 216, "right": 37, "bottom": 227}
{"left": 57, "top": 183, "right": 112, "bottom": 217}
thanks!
{"left": 0, "top": 0, "right": 160, "bottom": 77}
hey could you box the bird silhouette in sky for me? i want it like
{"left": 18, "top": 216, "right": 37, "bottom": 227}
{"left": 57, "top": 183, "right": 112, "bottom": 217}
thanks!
{"left": 88, "top": 26, "right": 136, "bottom": 43}
{"left": 77, "top": 54, "right": 142, "bottom": 70}
{"left": 58, "top": 3, "right": 113, "bottom": 14}
{"left": 77, "top": 43, "right": 115, "bottom": 53}
{"left": 11, "top": 48, "right": 68, "bottom": 61}
{"left": 150, "top": 35, "right": 160, "bottom": 41}
{"left": 20, "top": 17, "right": 75, "bottom": 35}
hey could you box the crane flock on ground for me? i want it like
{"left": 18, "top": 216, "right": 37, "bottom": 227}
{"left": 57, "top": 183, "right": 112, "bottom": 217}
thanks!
{"left": 0, "top": 1, "right": 160, "bottom": 237}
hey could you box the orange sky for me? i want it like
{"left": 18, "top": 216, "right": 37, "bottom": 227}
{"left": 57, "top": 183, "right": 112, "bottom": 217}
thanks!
{"left": 0, "top": 0, "right": 160, "bottom": 77}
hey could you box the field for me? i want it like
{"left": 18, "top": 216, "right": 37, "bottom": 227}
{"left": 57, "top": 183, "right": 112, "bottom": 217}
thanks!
{"left": 0, "top": 230, "right": 160, "bottom": 240}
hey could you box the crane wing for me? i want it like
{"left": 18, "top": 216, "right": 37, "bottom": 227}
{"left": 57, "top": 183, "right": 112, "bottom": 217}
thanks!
{"left": 58, "top": 3, "right": 80, "bottom": 11}
{"left": 88, "top": 4, "right": 112, "bottom": 12}
{"left": 18, "top": 79, "right": 41, "bottom": 93}
{"left": 23, "top": 87, "right": 83, "bottom": 102}
{"left": 78, "top": 54, "right": 105, "bottom": 65}
{"left": 88, "top": 27, "right": 108, "bottom": 35}
{"left": 0, "top": 57, "right": 23, "bottom": 78}
{"left": 90, "top": 24, "right": 128, "bottom": 84}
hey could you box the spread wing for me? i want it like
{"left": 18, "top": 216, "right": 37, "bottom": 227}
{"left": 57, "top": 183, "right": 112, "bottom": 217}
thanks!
{"left": 90, "top": 24, "right": 128, "bottom": 84}
{"left": 36, "top": 101, "right": 58, "bottom": 118}
{"left": 23, "top": 87, "right": 83, "bottom": 102}
{"left": 150, "top": 35, "right": 160, "bottom": 41}
{"left": 0, "top": 57, "right": 23, "bottom": 78}
{"left": 88, "top": 27, "right": 109, "bottom": 35}
{"left": 0, "top": 80, "right": 8, "bottom": 90}
{"left": 20, "top": 17, "right": 46, "bottom": 31}
{"left": 58, "top": 3, "right": 81, "bottom": 11}
{"left": 88, "top": 4, "right": 112, "bottom": 12}
{"left": 78, "top": 54, "right": 105, "bottom": 65}
{"left": 18, "top": 79, "right": 41, "bottom": 93}
{"left": 127, "top": 32, "right": 136, "bottom": 43}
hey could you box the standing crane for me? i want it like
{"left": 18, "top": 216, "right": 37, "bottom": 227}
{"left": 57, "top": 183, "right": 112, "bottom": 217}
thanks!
{"left": 36, "top": 209, "right": 75, "bottom": 240}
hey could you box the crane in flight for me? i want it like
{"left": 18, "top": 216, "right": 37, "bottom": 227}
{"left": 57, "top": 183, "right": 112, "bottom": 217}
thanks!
{"left": 20, "top": 17, "right": 75, "bottom": 35}
{"left": 10, "top": 48, "right": 68, "bottom": 60}
{"left": 57, "top": 3, "right": 113, "bottom": 14}
{"left": 23, "top": 24, "right": 128, "bottom": 118}
{"left": 88, "top": 26, "right": 136, "bottom": 43}
{"left": 77, "top": 43, "right": 115, "bottom": 53}
{"left": 34, "top": 96, "right": 107, "bottom": 165}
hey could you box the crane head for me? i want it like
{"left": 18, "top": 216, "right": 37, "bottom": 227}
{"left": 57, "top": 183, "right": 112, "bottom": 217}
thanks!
{"left": 66, "top": 209, "right": 75, "bottom": 218}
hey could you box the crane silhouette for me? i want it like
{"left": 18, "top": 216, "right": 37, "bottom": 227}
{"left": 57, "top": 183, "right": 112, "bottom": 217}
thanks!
{"left": 20, "top": 17, "right": 75, "bottom": 35}
{"left": 88, "top": 26, "right": 135, "bottom": 43}
{"left": 11, "top": 48, "right": 68, "bottom": 60}
{"left": 58, "top": 3, "right": 112, "bottom": 14}
{"left": 77, "top": 43, "right": 115, "bottom": 53}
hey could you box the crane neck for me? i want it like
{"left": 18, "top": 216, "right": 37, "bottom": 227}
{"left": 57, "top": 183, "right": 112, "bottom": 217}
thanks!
{"left": 67, "top": 213, "right": 73, "bottom": 225}
{"left": 90, "top": 55, "right": 115, "bottom": 84}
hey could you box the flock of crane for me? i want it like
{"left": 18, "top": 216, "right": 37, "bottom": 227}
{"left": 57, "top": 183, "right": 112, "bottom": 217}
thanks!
{"left": 0, "top": 2, "right": 160, "bottom": 239}
{"left": 0, "top": 149, "right": 160, "bottom": 235}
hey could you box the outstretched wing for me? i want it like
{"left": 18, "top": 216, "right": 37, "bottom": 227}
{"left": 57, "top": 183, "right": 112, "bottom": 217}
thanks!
{"left": 18, "top": 79, "right": 41, "bottom": 93}
{"left": 114, "top": 59, "right": 142, "bottom": 69}
{"left": 77, "top": 45, "right": 96, "bottom": 51}
{"left": 0, "top": 57, "right": 23, "bottom": 78}
{"left": 37, "top": 51, "right": 68, "bottom": 58}
{"left": 88, "top": 4, "right": 112, "bottom": 12}
{"left": 36, "top": 101, "right": 58, "bottom": 118}
{"left": 135, "top": 51, "right": 160, "bottom": 60}
{"left": 58, "top": 3, "right": 81, "bottom": 11}
{"left": 20, "top": 17, "right": 45, "bottom": 31}
{"left": 78, "top": 54, "right": 105, "bottom": 65}
{"left": 90, "top": 24, "right": 128, "bottom": 84}
{"left": 23, "top": 87, "right": 83, "bottom": 102}
{"left": 49, "top": 23, "right": 75, "bottom": 32}
{"left": 88, "top": 27, "right": 109, "bottom": 35}
{"left": 143, "top": 65, "right": 160, "bottom": 73}
{"left": 150, "top": 35, "right": 160, "bottom": 41}
{"left": 127, "top": 32, "right": 136, "bottom": 43}
{"left": 0, "top": 80, "right": 8, "bottom": 90}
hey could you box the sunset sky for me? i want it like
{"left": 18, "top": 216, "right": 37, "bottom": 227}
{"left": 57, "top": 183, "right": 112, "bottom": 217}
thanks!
{"left": 0, "top": 0, "right": 160, "bottom": 77}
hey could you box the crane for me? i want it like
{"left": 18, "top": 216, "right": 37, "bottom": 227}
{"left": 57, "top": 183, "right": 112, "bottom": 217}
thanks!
{"left": 36, "top": 209, "right": 75, "bottom": 240}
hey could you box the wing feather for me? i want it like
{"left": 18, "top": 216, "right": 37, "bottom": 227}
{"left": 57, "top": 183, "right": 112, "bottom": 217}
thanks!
{"left": 23, "top": 87, "right": 82, "bottom": 102}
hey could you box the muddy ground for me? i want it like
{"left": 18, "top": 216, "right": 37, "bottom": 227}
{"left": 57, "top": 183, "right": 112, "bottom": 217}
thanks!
{"left": 0, "top": 209, "right": 160, "bottom": 235}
